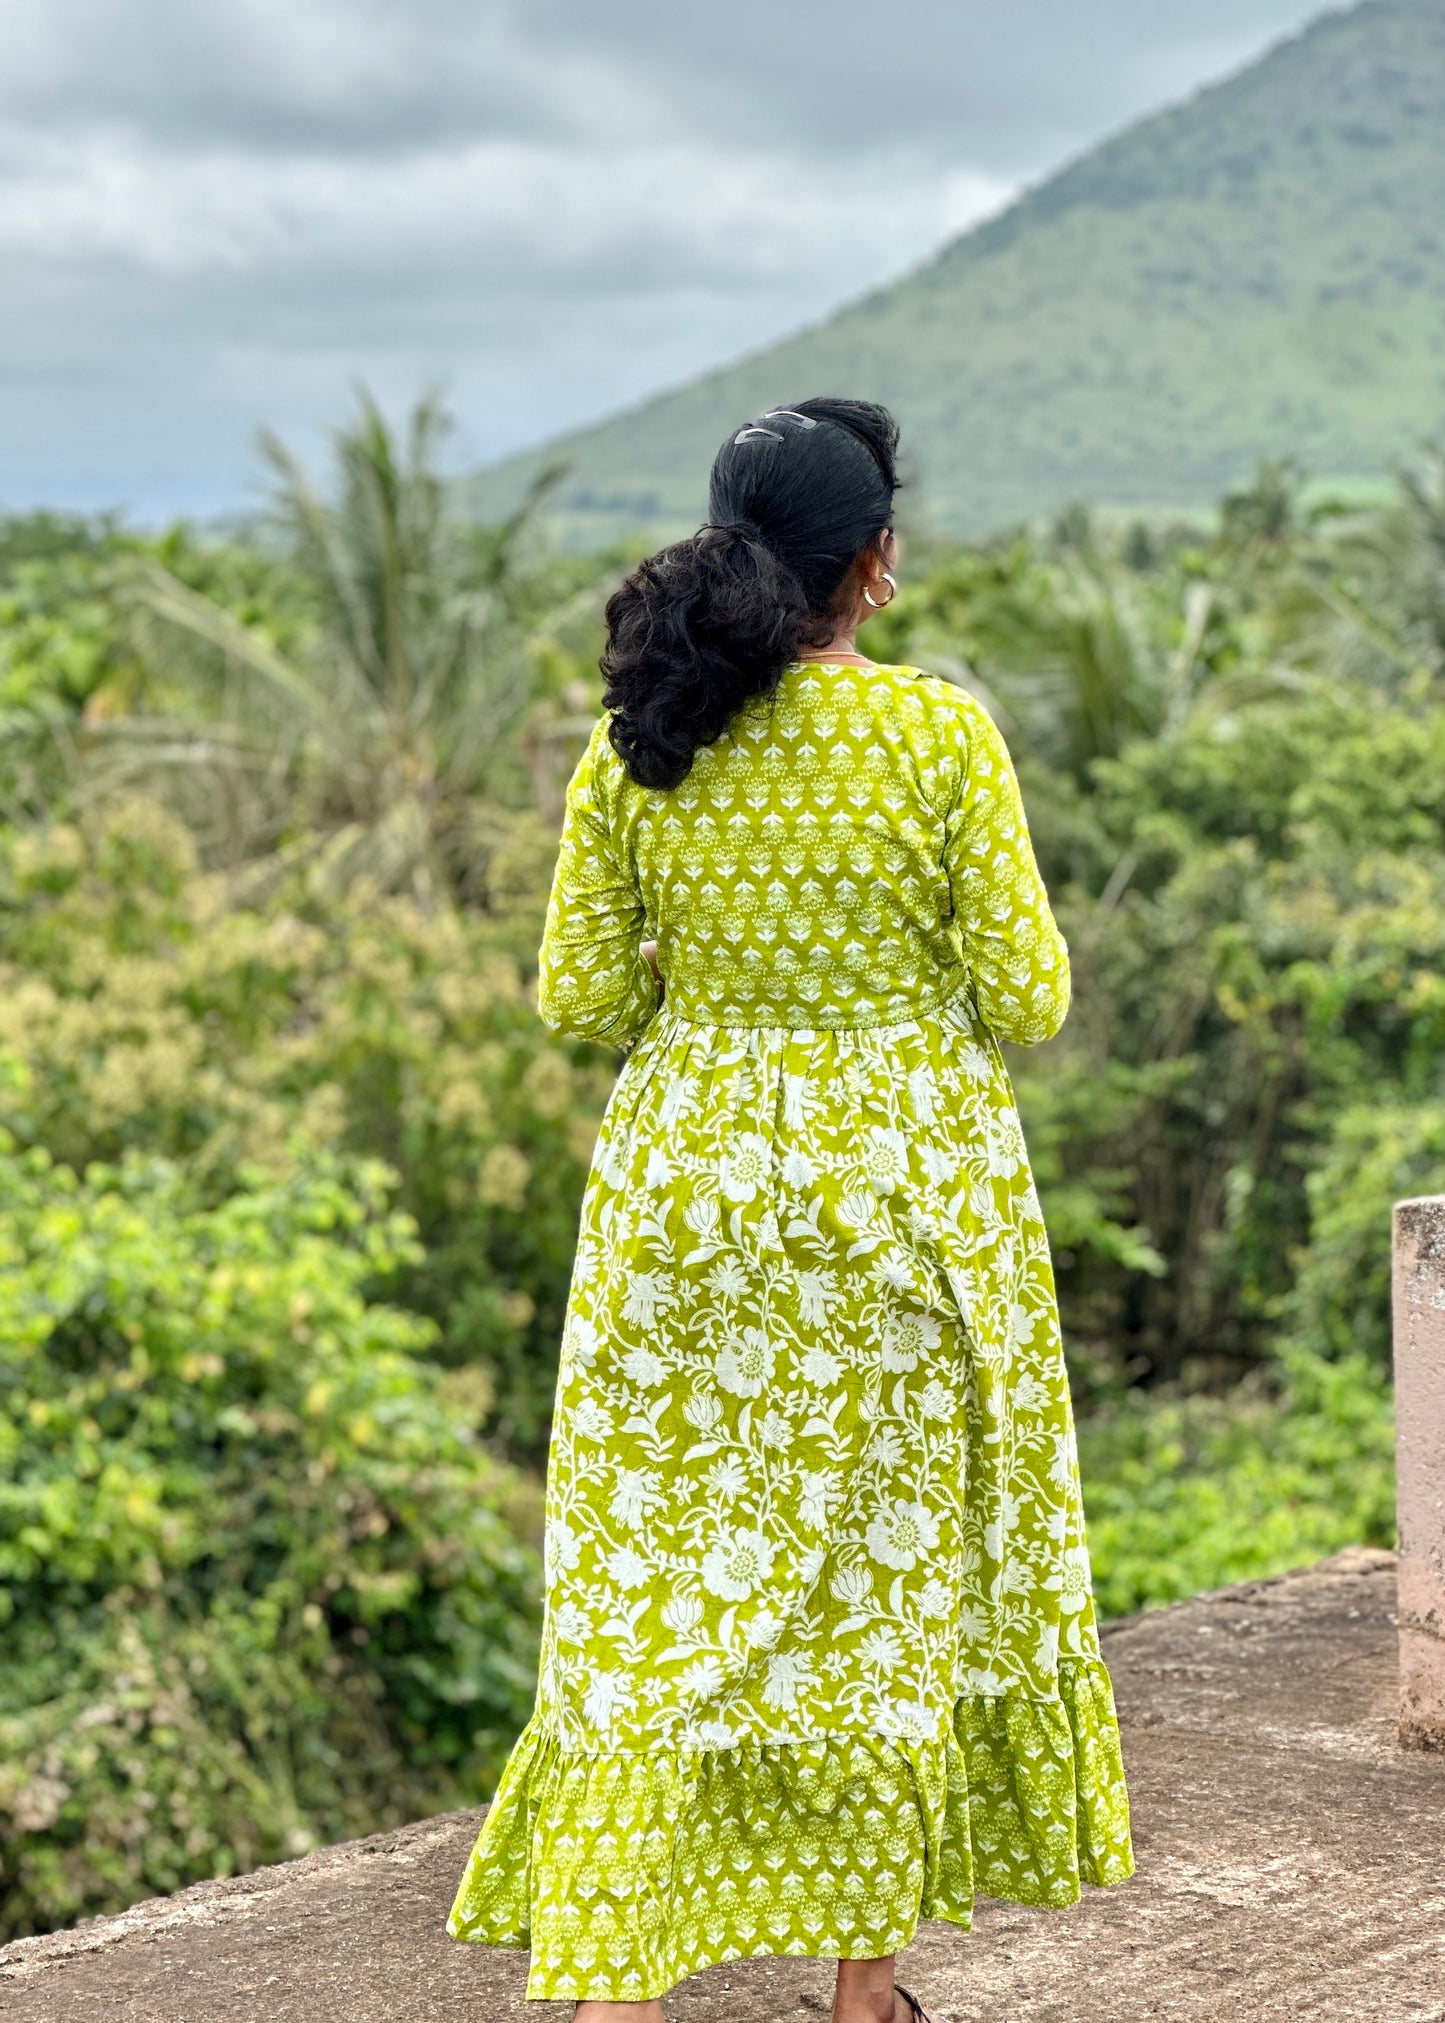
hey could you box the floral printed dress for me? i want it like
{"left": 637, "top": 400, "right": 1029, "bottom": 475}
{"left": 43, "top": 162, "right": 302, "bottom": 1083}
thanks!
{"left": 448, "top": 659, "right": 1134, "bottom": 2000}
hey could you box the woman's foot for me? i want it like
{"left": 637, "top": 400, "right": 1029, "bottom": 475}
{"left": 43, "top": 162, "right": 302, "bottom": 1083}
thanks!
{"left": 574, "top": 2003, "right": 665, "bottom": 2023}
{"left": 832, "top": 1957, "right": 898, "bottom": 2023}
{"left": 832, "top": 1962, "right": 943, "bottom": 2023}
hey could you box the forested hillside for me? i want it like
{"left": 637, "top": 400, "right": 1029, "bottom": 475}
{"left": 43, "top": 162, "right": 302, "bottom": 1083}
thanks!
{"left": 471, "top": 0, "right": 1445, "bottom": 544}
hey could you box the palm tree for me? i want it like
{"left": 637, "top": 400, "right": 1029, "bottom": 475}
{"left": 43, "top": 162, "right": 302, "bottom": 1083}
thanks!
{"left": 1306, "top": 447, "right": 1445, "bottom": 699}
{"left": 1219, "top": 448, "right": 1445, "bottom": 704}
{"left": 102, "top": 391, "right": 579, "bottom": 907}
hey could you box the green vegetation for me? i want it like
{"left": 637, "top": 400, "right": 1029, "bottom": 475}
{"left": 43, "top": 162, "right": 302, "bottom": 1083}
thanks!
{"left": 110, "top": 395, "right": 589, "bottom": 906}
{"left": 469, "top": 0, "right": 1445, "bottom": 545}
{"left": 0, "top": 1142, "right": 536, "bottom": 1936}
{"left": 2, "top": 396, "right": 1441, "bottom": 1936}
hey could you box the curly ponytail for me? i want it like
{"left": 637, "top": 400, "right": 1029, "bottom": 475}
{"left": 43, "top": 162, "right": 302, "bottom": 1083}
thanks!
{"left": 600, "top": 397, "right": 900, "bottom": 790}
{"left": 601, "top": 527, "right": 807, "bottom": 792}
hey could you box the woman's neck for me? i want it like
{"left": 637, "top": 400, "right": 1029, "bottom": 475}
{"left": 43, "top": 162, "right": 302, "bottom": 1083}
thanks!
{"left": 798, "top": 625, "right": 872, "bottom": 664}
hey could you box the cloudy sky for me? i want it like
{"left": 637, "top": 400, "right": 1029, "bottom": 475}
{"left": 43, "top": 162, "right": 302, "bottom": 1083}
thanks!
{"left": 3, "top": 0, "right": 1331, "bottom": 518}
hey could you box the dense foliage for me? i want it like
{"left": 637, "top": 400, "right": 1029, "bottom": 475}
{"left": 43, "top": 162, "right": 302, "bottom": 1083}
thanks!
{"left": 2, "top": 405, "right": 1439, "bottom": 1934}
{"left": 0, "top": 797, "right": 612, "bottom": 1459}
{"left": 0, "top": 1141, "right": 537, "bottom": 1937}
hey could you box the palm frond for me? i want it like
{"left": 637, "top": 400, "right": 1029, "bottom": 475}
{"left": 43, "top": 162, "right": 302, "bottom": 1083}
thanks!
{"left": 94, "top": 390, "right": 572, "bottom": 898}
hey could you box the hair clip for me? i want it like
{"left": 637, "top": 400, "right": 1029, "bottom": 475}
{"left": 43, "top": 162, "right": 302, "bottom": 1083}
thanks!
{"left": 732, "top": 408, "right": 819, "bottom": 446}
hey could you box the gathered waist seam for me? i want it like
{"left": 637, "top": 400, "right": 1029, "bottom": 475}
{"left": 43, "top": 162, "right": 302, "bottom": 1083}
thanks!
{"left": 651, "top": 978, "right": 975, "bottom": 1036}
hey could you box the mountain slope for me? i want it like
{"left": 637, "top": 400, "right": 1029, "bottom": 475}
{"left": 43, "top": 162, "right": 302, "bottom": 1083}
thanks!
{"left": 471, "top": 0, "right": 1445, "bottom": 543}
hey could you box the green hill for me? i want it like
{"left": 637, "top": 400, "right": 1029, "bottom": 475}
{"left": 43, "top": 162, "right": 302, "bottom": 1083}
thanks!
{"left": 472, "top": 0, "right": 1445, "bottom": 544}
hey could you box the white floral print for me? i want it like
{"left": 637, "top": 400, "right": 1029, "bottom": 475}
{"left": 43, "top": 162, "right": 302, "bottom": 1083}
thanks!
{"left": 866, "top": 1497, "right": 943, "bottom": 1571}
{"left": 863, "top": 1125, "right": 910, "bottom": 1194}
{"left": 714, "top": 1326, "right": 775, "bottom": 1397}
{"left": 702, "top": 1526, "right": 778, "bottom": 1601}
{"left": 720, "top": 1131, "right": 773, "bottom": 1202}
{"left": 881, "top": 1309, "right": 944, "bottom": 1372}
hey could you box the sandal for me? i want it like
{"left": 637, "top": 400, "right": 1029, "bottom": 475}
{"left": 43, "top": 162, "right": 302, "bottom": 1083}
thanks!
{"left": 896, "top": 1987, "right": 943, "bottom": 2023}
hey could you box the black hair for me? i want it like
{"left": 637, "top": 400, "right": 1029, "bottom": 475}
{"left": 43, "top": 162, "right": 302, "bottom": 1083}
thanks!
{"left": 600, "top": 396, "right": 901, "bottom": 790}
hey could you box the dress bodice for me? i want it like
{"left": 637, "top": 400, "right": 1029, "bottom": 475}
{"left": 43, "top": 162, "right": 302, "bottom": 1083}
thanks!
{"left": 537, "top": 659, "right": 1070, "bottom": 1045}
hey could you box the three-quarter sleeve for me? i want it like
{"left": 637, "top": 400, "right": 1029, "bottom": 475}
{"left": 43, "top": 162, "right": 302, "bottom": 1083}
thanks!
{"left": 536, "top": 715, "right": 662, "bottom": 1050}
{"left": 941, "top": 697, "right": 1071, "bottom": 1046}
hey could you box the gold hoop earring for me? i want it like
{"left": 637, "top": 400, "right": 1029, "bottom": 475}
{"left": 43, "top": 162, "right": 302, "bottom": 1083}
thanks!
{"left": 862, "top": 571, "right": 897, "bottom": 610}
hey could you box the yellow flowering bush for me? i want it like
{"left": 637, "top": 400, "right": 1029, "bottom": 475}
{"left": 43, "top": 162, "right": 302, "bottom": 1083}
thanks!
{"left": 0, "top": 797, "right": 618, "bottom": 1453}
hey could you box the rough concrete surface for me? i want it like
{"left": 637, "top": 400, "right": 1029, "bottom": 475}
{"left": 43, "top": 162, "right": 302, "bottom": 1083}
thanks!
{"left": 2, "top": 1548, "right": 1443, "bottom": 2022}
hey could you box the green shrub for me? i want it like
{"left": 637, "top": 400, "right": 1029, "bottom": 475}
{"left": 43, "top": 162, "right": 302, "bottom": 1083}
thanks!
{"left": 0, "top": 1127, "right": 539, "bottom": 1940}
{"left": 1081, "top": 1345, "right": 1396, "bottom": 1618}
{"left": 0, "top": 797, "right": 618, "bottom": 1456}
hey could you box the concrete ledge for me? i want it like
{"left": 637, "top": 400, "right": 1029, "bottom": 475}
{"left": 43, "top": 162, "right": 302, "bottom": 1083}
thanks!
{"left": 3, "top": 1549, "right": 1443, "bottom": 2021}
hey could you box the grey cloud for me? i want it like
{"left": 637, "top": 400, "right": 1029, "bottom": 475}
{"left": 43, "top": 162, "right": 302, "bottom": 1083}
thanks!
{"left": 3, "top": 1, "right": 1327, "bottom": 160}
{"left": 2, "top": 0, "right": 631, "bottom": 152}
{"left": 525, "top": 0, "right": 1329, "bottom": 165}
{"left": 0, "top": 0, "right": 1330, "bottom": 517}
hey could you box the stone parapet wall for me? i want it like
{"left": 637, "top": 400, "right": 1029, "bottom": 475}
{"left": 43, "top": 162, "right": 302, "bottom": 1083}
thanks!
{"left": 1395, "top": 1195, "right": 1445, "bottom": 1749}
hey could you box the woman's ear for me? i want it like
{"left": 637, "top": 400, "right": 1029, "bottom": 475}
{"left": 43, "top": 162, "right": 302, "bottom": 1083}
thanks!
{"left": 858, "top": 533, "right": 899, "bottom": 614}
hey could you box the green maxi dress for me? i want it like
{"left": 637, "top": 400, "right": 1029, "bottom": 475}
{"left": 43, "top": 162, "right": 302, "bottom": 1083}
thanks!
{"left": 449, "top": 658, "right": 1134, "bottom": 1999}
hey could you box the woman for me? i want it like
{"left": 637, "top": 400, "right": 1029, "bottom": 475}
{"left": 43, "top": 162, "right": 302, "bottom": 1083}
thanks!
{"left": 449, "top": 398, "right": 1134, "bottom": 2021}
